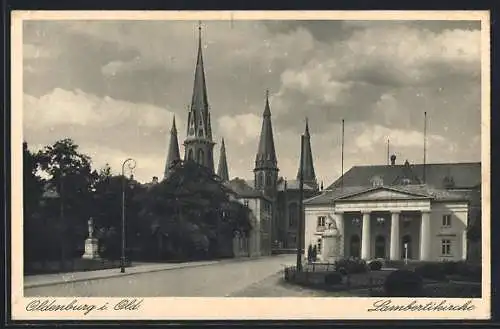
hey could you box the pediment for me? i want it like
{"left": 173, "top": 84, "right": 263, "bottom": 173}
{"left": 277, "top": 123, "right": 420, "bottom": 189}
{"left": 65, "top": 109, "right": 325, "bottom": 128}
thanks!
{"left": 337, "top": 187, "right": 430, "bottom": 201}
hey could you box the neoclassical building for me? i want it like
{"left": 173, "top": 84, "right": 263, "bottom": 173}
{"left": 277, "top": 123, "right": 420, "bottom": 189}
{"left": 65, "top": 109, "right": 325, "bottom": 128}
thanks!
{"left": 304, "top": 159, "right": 481, "bottom": 262}
{"left": 163, "top": 26, "right": 321, "bottom": 255}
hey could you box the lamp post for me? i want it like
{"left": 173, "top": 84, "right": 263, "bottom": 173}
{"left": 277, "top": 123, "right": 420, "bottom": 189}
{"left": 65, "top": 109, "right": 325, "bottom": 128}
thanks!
{"left": 296, "top": 135, "right": 305, "bottom": 272}
{"left": 121, "top": 158, "right": 137, "bottom": 273}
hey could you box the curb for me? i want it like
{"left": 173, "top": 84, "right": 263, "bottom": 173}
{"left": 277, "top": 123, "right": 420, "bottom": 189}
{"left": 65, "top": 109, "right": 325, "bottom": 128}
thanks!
{"left": 24, "top": 254, "right": 280, "bottom": 289}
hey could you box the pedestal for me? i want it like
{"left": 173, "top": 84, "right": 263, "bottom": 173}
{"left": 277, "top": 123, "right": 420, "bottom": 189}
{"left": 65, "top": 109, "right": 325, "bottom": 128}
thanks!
{"left": 82, "top": 237, "right": 101, "bottom": 260}
{"left": 321, "top": 231, "right": 341, "bottom": 263}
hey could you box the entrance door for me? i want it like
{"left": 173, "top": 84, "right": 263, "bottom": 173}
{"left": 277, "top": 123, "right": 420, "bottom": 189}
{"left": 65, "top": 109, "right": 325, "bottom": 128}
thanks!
{"left": 401, "top": 235, "right": 412, "bottom": 259}
{"left": 349, "top": 235, "right": 360, "bottom": 258}
{"left": 374, "top": 235, "right": 386, "bottom": 259}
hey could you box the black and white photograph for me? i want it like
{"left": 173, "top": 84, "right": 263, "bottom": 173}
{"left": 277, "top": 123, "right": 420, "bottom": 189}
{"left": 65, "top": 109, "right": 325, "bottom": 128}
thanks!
{"left": 11, "top": 11, "right": 490, "bottom": 320}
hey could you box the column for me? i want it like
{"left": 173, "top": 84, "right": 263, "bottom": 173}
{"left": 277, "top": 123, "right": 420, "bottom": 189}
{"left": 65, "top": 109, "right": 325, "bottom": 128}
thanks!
{"left": 335, "top": 212, "right": 344, "bottom": 258}
{"left": 462, "top": 231, "right": 468, "bottom": 261}
{"left": 361, "top": 211, "right": 371, "bottom": 260}
{"left": 419, "top": 211, "right": 431, "bottom": 261}
{"left": 390, "top": 211, "right": 400, "bottom": 260}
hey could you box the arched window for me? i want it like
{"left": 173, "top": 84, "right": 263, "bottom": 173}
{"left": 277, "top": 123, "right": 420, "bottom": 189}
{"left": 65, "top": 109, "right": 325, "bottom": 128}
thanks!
{"left": 288, "top": 203, "right": 299, "bottom": 228}
{"left": 350, "top": 235, "right": 360, "bottom": 258}
{"left": 187, "top": 149, "right": 194, "bottom": 161}
{"left": 402, "top": 235, "right": 412, "bottom": 259}
{"left": 375, "top": 235, "right": 386, "bottom": 259}
{"left": 266, "top": 172, "right": 272, "bottom": 186}
{"left": 257, "top": 172, "right": 264, "bottom": 189}
{"left": 197, "top": 148, "right": 205, "bottom": 165}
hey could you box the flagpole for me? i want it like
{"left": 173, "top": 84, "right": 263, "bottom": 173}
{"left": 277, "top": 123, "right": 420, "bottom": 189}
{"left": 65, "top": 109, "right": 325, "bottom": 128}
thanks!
{"left": 296, "top": 134, "right": 305, "bottom": 272}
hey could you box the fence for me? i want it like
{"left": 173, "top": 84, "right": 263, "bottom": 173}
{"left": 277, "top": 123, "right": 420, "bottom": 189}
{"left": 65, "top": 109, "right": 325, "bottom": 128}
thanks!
{"left": 284, "top": 263, "right": 387, "bottom": 295}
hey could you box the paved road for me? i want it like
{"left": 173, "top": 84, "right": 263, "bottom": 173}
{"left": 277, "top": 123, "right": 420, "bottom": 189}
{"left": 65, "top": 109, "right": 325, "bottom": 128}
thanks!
{"left": 25, "top": 255, "right": 297, "bottom": 297}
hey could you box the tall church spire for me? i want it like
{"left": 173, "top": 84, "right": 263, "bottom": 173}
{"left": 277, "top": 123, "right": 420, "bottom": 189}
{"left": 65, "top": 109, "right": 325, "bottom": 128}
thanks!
{"left": 217, "top": 138, "right": 229, "bottom": 182}
{"left": 190, "top": 21, "right": 209, "bottom": 117}
{"left": 164, "top": 115, "right": 180, "bottom": 179}
{"left": 254, "top": 89, "right": 279, "bottom": 192}
{"left": 184, "top": 22, "right": 215, "bottom": 171}
{"left": 255, "top": 89, "right": 277, "bottom": 170}
{"left": 297, "top": 118, "right": 318, "bottom": 189}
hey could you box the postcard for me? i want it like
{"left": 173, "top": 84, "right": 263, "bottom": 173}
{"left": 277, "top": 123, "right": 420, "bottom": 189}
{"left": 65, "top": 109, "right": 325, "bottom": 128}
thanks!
{"left": 11, "top": 10, "right": 490, "bottom": 320}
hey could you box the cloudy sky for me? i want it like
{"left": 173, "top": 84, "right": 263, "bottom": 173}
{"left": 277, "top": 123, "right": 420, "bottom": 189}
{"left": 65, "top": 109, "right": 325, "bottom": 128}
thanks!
{"left": 22, "top": 18, "right": 482, "bottom": 185}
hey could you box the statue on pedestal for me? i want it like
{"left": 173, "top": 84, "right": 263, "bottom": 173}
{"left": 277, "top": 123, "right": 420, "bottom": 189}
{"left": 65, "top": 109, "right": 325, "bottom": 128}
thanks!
{"left": 321, "top": 215, "right": 342, "bottom": 263}
{"left": 82, "top": 217, "right": 101, "bottom": 260}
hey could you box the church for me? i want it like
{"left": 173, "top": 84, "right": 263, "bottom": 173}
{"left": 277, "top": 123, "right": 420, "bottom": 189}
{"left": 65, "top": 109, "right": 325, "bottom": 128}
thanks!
{"left": 163, "top": 25, "right": 321, "bottom": 256}
{"left": 162, "top": 25, "right": 482, "bottom": 262}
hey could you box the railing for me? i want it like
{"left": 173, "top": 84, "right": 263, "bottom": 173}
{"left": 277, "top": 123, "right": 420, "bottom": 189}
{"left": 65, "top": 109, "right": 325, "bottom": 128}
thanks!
{"left": 284, "top": 263, "right": 387, "bottom": 295}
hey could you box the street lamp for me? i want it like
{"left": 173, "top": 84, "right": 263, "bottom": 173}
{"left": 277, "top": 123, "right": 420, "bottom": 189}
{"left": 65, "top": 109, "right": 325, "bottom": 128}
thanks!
{"left": 121, "top": 158, "right": 137, "bottom": 273}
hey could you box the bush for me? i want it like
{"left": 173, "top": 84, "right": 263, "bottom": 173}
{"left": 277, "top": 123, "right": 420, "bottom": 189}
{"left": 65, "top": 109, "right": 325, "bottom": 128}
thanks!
{"left": 414, "top": 263, "right": 447, "bottom": 281}
{"left": 335, "top": 259, "right": 368, "bottom": 274}
{"left": 324, "top": 272, "right": 343, "bottom": 285}
{"left": 368, "top": 260, "right": 383, "bottom": 271}
{"left": 384, "top": 270, "right": 424, "bottom": 297}
{"left": 441, "top": 261, "right": 459, "bottom": 275}
{"left": 284, "top": 267, "right": 296, "bottom": 281}
{"left": 454, "top": 262, "right": 482, "bottom": 282}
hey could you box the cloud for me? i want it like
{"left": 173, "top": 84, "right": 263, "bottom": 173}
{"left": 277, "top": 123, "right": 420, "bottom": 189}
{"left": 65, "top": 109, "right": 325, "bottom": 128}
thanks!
{"left": 21, "top": 19, "right": 482, "bottom": 186}
{"left": 23, "top": 88, "right": 180, "bottom": 182}
{"left": 24, "top": 88, "right": 174, "bottom": 129}
{"left": 216, "top": 113, "right": 262, "bottom": 145}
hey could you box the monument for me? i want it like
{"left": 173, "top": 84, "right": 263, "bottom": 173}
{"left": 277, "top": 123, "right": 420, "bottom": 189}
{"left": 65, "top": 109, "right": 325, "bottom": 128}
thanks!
{"left": 320, "top": 215, "right": 342, "bottom": 263}
{"left": 82, "top": 217, "right": 101, "bottom": 260}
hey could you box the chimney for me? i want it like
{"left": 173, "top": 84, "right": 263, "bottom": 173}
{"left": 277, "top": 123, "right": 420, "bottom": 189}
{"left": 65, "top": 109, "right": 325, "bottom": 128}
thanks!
{"left": 390, "top": 154, "right": 396, "bottom": 166}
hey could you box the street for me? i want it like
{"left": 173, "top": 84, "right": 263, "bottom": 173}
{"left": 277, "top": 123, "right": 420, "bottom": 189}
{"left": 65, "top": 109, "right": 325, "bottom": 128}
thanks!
{"left": 24, "top": 255, "right": 315, "bottom": 297}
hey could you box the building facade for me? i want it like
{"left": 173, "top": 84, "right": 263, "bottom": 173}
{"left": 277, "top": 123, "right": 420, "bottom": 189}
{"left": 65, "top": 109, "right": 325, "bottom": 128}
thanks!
{"left": 304, "top": 160, "right": 481, "bottom": 262}
{"left": 163, "top": 26, "right": 321, "bottom": 254}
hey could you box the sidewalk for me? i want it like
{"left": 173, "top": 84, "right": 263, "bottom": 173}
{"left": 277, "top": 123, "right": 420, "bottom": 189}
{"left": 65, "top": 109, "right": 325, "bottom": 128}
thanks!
{"left": 24, "top": 254, "right": 290, "bottom": 289}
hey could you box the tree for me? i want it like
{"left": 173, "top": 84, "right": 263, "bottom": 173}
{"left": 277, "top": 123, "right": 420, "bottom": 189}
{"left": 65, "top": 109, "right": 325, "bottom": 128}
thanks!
{"left": 23, "top": 142, "right": 45, "bottom": 263}
{"left": 36, "top": 138, "right": 95, "bottom": 260}
{"left": 136, "top": 160, "right": 253, "bottom": 260}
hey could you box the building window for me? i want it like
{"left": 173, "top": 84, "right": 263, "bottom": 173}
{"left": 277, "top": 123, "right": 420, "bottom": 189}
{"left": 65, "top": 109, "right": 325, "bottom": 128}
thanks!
{"left": 244, "top": 200, "right": 249, "bottom": 207}
{"left": 317, "top": 238, "right": 322, "bottom": 253}
{"left": 288, "top": 203, "right": 299, "bottom": 228}
{"left": 266, "top": 172, "right": 272, "bottom": 186}
{"left": 441, "top": 239, "right": 452, "bottom": 256}
{"left": 442, "top": 214, "right": 452, "bottom": 227}
{"left": 257, "top": 173, "right": 264, "bottom": 189}
{"left": 196, "top": 149, "right": 205, "bottom": 165}
{"left": 375, "top": 235, "right": 386, "bottom": 259}
{"left": 187, "top": 149, "right": 194, "bottom": 161}
{"left": 402, "top": 216, "right": 411, "bottom": 228}
{"left": 317, "top": 216, "right": 326, "bottom": 228}
{"left": 350, "top": 235, "right": 360, "bottom": 258}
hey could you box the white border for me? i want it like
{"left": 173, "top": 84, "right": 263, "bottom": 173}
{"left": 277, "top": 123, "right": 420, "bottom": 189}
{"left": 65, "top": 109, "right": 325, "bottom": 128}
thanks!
{"left": 11, "top": 10, "right": 491, "bottom": 320}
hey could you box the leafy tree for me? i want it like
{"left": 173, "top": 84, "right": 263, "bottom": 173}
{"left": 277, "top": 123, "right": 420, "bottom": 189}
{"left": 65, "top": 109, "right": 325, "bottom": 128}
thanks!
{"left": 467, "top": 209, "right": 481, "bottom": 242}
{"left": 136, "top": 160, "right": 252, "bottom": 261}
{"left": 23, "top": 142, "right": 46, "bottom": 262}
{"left": 36, "top": 138, "right": 94, "bottom": 260}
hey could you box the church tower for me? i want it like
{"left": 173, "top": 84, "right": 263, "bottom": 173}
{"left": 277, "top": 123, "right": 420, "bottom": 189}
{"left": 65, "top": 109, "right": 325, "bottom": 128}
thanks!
{"left": 297, "top": 118, "right": 318, "bottom": 190}
{"left": 184, "top": 23, "right": 215, "bottom": 171}
{"left": 254, "top": 90, "right": 279, "bottom": 197}
{"left": 164, "top": 115, "right": 180, "bottom": 179}
{"left": 217, "top": 138, "right": 229, "bottom": 182}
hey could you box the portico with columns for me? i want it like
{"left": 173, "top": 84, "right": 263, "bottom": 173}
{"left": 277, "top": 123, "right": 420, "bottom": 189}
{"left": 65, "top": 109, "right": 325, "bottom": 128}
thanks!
{"left": 304, "top": 185, "right": 470, "bottom": 262}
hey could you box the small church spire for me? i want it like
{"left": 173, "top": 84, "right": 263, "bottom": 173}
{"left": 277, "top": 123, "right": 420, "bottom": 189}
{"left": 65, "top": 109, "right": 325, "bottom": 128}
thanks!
{"left": 164, "top": 115, "right": 181, "bottom": 179}
{"left": 255, "top": 89, "right": 277, "bottom": 168}
{"left": 297, "top": 118, "right": 318, "bottom": 190}
{"left": 217, "top": 137, "right": 229, "bottom": 182}
{"left": 254, "top": 89, "right": 279, "bottom": 192}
